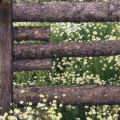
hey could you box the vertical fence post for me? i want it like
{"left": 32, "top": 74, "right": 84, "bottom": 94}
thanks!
{"left": 0, "top": 0, "right": 13, "bottom": 114}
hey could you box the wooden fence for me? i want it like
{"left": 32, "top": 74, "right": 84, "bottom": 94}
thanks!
{"left": 0, "top": 0, "right": 120, "bottom": 114}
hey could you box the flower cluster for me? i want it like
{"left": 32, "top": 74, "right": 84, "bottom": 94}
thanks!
{"left": 0, "top": 93, "right": 62, "bottom": 120}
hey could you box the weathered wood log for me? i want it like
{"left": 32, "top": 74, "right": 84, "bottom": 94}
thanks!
{"left": 13, "top": 2, "right": 120, "bottom": 22}
{"left": 13, "top": 59, "right": 52, "bottom": 71}
{"left": 0, "top": 0, "right": 13, "bottom": 114}
{"left": 13, "top": 26, "right": 50, "bottom": 41}
{"left": 13, "top": 85, "right": 120, "bottom": 105}
{"left": 13, "top": 40, "right": 120, "bottom": 59}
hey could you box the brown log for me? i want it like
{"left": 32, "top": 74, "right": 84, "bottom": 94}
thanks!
{"left": 13, "top": 59, "right": 52, "bottom": 71}
{"left": 13, "top": 85, "right": 120, "bottom": 105}
{"left": 13, "top": 26, "right": 50, "bottom": 41}
{"left": 0, "top": 0, "right": 13, "bottom": 114}
{"left": 13, "top": 40, "right": 120, "bottom": 59}
{"left": 12, "top": 2, "right": 120, "bottom": 22}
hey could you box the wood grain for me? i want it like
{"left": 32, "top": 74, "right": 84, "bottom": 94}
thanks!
{"left": 13, "top": 2, "right": 120, "bottom": 22}
{"left": 13, "top": 85, "right": 120, "bottom": 105}
{"left": 13, "top": 26, "right": 50, "bottom": 41}
{"left": 0, "top": 0, "right": 13, "bottom": 114}
{"left": 13, "top": 40, "right": 120, "bottom": 59}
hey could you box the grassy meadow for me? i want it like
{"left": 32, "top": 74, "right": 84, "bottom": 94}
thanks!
{"left": 0, "top": 0, "right": 120, "bottom": 119}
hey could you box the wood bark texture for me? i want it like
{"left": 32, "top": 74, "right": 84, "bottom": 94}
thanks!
{"left": 13, "top": 59, "right": 52, "bottom": 71}
{"left": 13, "top": 85, "right": 120, "bottom": 105}
{"left": 13, "top": 26, "right": 50, "bottom": 41}
{"left": 13, "top": 40, "right": 120, "bottom": 59}
{"left": 13, "top": 2, "right": 120, "bottom": 22}
{"left": 0, "top": 0, "right": 13, "bottom": 114}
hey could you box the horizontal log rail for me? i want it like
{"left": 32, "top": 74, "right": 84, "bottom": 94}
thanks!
{"left": 13, "top": 40, "right": 120, "bottom": 59}
{"left": 13, "top": 59, "right": 52, "bottom": 71}
{"left": 13, "top": 85, "right": 120, "bottom": 105}
{"left": 13, "top": 2, "right": 120, "bottom": 22}
{"left": 13, "top": 26, "right": 50, "bottom": 41}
